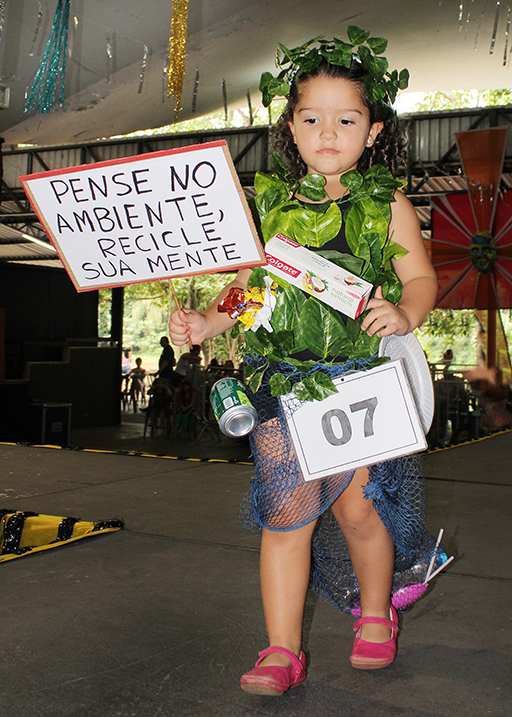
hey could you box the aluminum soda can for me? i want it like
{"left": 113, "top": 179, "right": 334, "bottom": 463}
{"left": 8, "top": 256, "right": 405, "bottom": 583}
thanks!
{"left": 210, "top": 377, "right": 258, "bottom": 437}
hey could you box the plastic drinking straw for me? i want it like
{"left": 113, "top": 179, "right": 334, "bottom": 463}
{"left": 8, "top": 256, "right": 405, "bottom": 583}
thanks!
{"left": 426, "top": 555, "right": 454, "bottom": 583}
{"left": 425, "top": 528, "right": 444, "bottom": 583}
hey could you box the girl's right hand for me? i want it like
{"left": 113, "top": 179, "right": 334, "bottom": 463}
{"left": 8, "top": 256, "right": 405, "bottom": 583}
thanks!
{"left": 169, "top": 308, "right": 207, "bottom": 346}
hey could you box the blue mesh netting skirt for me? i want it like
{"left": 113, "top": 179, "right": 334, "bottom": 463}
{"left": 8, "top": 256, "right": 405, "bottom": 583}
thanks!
{"left": 240, "top": 354, "right": 447, "bottom": 615}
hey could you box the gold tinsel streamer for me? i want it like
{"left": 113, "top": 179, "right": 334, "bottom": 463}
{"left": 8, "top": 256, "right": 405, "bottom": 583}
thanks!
{"left": 167, "top": 0, "right": 189, "bottom": 118}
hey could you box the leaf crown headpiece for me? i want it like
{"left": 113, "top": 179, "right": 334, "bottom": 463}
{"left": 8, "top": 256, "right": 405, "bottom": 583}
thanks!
{"left": 259, "top": 26, "right": 409, "bottom": 108}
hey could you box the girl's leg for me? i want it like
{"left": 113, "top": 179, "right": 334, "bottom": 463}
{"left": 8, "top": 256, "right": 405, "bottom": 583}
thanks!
{"left": 331, "top": 467, "right": 395, "bottom": 643}
{"left": 257, "top": 520, "right": 317, "bottom": 666}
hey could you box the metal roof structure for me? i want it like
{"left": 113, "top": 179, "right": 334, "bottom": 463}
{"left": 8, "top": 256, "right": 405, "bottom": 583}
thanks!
{"left": 2, "top": 1, "right": 512, "bottom": 147}
{"left": 2, "top": 104, "right": 512, "bottom": 271}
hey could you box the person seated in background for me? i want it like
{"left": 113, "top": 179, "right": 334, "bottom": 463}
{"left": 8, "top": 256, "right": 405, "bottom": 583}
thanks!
{"left": 206, "top": 357, "right": 222, "bottom": 382}
{"left": 156, "top": 336, "right": 176, "bottom": 389}
{"left": 223, "top": 359, "right": 235, "bottom": 375}
{"left": 173, "top": 344, "right": 203, "bottom": 387}
{"left": 121, "top": 347, "right": 132, "bottom": 376}
{"left": 173, "top": 377, "right": 197, "bottom": 438}
{"left": 121, "top": 347, "right": 132, "bottom": 398}
{"left": 128, "top": 357, "right": 147, "bottom": 410}
{"left": 221, "top": 359, "right": 243, "bottom": 379}
{"left": 146, "top": 378, "right": 173, "bottom": 427}
{"left": 439, "top": 348, "right": 454, "bottom": 376}
{"left": 463, "top": 366, "right": 512, "bottom": 430}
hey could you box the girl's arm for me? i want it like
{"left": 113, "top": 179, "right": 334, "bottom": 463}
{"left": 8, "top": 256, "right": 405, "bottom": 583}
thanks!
{"left": 169, "top": 268, "right": 252, "bottom": 346}
{"left": 361, "top": 191, "right": 438, "bottom": 337}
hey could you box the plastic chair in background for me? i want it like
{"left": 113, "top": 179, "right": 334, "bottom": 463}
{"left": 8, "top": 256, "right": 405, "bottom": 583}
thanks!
{"left": 194, "top": 367, "right": 221, "bottom": 443}
{"left": 143, "top": 379, "right": 173, "bottom": 439}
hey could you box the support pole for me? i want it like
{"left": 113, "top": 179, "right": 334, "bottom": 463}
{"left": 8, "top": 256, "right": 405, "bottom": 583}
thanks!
{"left": 487, "top": 309, "right": 496, "bottom": 370}
{"left": 110, "top": 287, "right": 124, "bottom": 347}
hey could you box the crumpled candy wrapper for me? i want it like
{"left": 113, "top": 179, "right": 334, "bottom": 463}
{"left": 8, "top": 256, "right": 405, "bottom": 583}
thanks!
{"left": 218, "top": 277, "right": 277, "bottom": 332}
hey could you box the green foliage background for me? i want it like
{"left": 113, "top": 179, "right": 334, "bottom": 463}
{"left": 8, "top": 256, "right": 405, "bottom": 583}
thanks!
{"left": 99, "top": 272, "right": 238, "bottom": 367}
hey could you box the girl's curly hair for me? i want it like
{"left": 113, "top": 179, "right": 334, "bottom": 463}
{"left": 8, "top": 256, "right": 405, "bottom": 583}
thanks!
{"left": 273, "top": 58, "right": 406, "bottom": 178}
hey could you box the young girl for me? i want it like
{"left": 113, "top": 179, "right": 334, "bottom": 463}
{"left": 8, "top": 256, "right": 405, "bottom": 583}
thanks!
{"left": 170, "top": 30, "right": 441, "bottom": 695}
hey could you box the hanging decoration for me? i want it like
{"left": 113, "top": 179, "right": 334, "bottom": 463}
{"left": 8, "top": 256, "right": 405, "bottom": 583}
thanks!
{"left": 490, "top": 0, "right": 501, "bottom": 53}
{"left": 0, "top": 1, "right": 5, "bottom": 44}
{"left": 474, "top": 0, "right": 490, "bottom": 49}
{"left": 25, "top": 0, "right": 71, "bottom": 115}
{"left": 222, "top": 78, "right": 228, "bottom": 121}
{"left": 67, "top": 14, "right": 78, "bottom": 62}
{"left": 162, "top": 50, "right": 170, "bottom": 103}
{"left": 504, "top": 6, "right": 511, "bottom": 63}
{"left": 29, "top": 1, "right": 43, "bottom": 56}
{"left": 467, "top": 0, "right": 512, "bottom": 64}
{"left": 247, "top": 89, "right": 253, "bottom": 126}
{"left": 167, "top": 0, "right": 190, "bottom": 118}
{"left": 106, "top": 34, "right": 114, "bottom": 83}
{"left": 192, "top": 68, "right": 199, "bottom": 113}
{"left": 138, "top": 44, "right": 149, "bottom": 94}
{"left": 464, "top": 0, "right": 476, "bottom": 35}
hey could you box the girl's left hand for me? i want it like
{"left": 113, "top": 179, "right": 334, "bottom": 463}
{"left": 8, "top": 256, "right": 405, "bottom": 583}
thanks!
{"left": 361, "top": 286, "right": 412, "bottom": 337}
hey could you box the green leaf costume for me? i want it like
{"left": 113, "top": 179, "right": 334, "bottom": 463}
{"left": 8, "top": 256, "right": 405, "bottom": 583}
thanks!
{"left": 239, "top": 163, "right": 408, "bottom": 400}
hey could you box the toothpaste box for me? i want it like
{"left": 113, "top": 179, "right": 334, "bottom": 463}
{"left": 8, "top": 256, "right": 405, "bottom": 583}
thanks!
{"left": 265, "top": 233, "right": 373, "bottom": 319}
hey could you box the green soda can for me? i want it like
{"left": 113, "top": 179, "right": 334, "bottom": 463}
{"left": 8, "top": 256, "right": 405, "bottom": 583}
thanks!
{"left": 210, "top": 377, "right": 258, "bottom": 437}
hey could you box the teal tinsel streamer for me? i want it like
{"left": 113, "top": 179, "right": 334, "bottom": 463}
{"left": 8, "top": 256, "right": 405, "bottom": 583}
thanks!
{"left": 25, "top": 0, "right": 71, "bottom": 114}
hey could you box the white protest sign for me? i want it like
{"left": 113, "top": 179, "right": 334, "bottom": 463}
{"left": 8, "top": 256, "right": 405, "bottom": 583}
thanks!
{"left": 20, "top": 140, "right": 266, "bottom": 292}
{"left": 280, "top": 360, "right": 426, "bottom": 482}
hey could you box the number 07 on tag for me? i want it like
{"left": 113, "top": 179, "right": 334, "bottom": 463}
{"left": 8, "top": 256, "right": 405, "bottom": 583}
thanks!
{"left": 280, "top": 360, "right": 427, "bottom": 482}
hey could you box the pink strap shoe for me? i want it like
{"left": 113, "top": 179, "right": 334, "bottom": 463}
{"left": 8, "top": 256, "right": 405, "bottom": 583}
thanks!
{"left": 350, "top": 605, "right": 399, "bottom": 670}
{"left": 240, "top": 646, "right": 307, "bottom": 695}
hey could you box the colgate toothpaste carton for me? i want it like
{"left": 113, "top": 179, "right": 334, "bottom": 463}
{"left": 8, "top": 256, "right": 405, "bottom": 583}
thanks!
{"left": 265, "top": 233, "right": 373, "bottom": 319}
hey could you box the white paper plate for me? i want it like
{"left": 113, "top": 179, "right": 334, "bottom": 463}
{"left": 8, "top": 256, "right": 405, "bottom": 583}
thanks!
{"left": 378, "top": 333, "right": 434, "bottom": 434}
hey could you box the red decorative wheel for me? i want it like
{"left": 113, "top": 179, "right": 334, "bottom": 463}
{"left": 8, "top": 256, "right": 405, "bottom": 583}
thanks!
{"left": 430, "top": 128, "right": 512, "bottom": 378}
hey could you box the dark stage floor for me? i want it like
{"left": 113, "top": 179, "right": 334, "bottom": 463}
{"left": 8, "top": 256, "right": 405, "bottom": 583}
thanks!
{"left": 0, "top": 421, "right": 510, "bottom": 716}
{"left": 71, "top": 410, "right": 254, "bottom": 464}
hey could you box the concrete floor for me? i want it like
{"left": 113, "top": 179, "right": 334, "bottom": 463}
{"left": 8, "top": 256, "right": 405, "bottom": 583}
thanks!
{"left": 0, "top": 418, "right": 510, "bottom": 716}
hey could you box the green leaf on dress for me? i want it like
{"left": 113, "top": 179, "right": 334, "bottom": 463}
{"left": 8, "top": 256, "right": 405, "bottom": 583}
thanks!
{"left": 297, "top": 298, "right": 352, "bottom": 359}
{"left": 316, "top": 250, "right": 365, "bottom": 276}
{"left": 244, "top": 326, "right": 271, "bottom": 356}
{"left": 272, "top": 329, "right": 296, "bottom": 355}
{"left": 300, "top": 174, "right": 327, "bottom": 202}
{"left": 253, "top": 180, "right": 289, "bottom": 221}
{"left": 351, "top": 330, "right": 382, "bottom": 359}
{"left": 292, "top": 378, "right": 317, "bottom": 402}
{"left": 271, "top": 284, "right": 307, "bottom": 336}
{"left": 269, "top": 372, "right": 292, "bottom": 397}
{"left": 382, "top": 240, "right": 409, "bottom": 265}
{"left": 247, "top": 266, "right": 268, "bottom": 289}
{"left": 339, "top": 169, "right": 364, "bottom": 193}
{"left": 345, "top": 316, "right": 361, "bottom": 344}
{"left": 285, "top": 201, "right": 342, "bottom": 247}
{"left": 346, "top": 199, "right": 389, "bottom": 254}
{"left": 310, "top": 371, "right": 338, "bottom": 399}
{"left": 261, "top": 201, "right": 299, "bottom": 242}
{"left": 246, "top": 366, "right": 266, "bottom": 393}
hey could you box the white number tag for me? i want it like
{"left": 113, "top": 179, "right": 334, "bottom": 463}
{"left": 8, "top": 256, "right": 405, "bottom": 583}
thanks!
{"left": 279, "top": 360, "right": 426, "bottom": 482}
